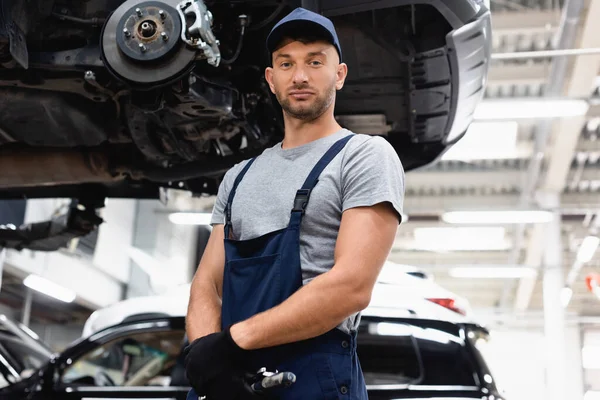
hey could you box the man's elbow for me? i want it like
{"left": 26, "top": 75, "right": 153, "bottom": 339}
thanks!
{"left": 344, "top": 284, "right": 372, "bottom": 314}
{"left": 330, "top": 270, "right": 374, "bottom": 313}
{"left": 355, "top": 290, "right": 372, "bottom": 312}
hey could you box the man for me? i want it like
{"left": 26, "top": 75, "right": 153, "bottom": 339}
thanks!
{"left": 184, "top": 7, "right": 405, "bottom": 399}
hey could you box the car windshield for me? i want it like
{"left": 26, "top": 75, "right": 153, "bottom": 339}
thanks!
{"left": 358, "top": 318, "right": 479, "bottom": 388}
{"left": 0, "top": 315, "right": 53, "bottom": 389}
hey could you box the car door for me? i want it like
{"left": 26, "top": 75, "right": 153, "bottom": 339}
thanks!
{"left": 51, "top": 318, "right": 190, "bottom": 400}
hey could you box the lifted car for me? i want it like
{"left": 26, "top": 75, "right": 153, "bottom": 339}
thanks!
{"left": 0, "top": 0, "right": 491, "bottom": 249}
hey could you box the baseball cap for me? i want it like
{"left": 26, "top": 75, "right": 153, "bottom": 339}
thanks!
{"left": 266, "top": 7, "right": 343, "bottom": 62}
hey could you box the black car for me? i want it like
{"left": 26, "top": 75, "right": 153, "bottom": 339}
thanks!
{"left": 0, "top": 313, "right": 505, "bottom": 399}
{"left": 0, "top": 0, "right": 491, "bottom": 251}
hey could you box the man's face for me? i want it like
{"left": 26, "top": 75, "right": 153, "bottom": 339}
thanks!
{"left": 265, "top": 38, "right": 347, "bottom": 121}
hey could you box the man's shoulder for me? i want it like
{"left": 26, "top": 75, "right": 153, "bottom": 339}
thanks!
{"left": 343, "top": 133, "right": 398, "bottom": 159}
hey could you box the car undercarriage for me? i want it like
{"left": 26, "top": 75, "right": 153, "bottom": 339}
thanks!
{"left": 0, "top": 0, "right": 491, "bottom": 250}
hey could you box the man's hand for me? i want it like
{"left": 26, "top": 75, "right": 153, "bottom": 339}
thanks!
{"left": 203, "top": 371, "right": 262, "bottom": 399}
{"left": 184, "top": 326, "right": 252, "bottom": 395}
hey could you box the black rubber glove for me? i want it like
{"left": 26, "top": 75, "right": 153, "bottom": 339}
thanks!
{"left": 183, "top": 326, "right": 251, "bottom": 395}
{"left": 204, "top": 370, "right": 263, "bottom": 399}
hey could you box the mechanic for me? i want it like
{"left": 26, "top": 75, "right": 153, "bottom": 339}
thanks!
{"left": 183, "top": 7, "right": 405, "bottom": 400}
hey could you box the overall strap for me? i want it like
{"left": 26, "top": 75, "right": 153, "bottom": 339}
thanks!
{"left": 290, "top": 134, "right": 354, "bottom": 224}
{"left": 224, "top": 158, "right": 256, "bottom": 238}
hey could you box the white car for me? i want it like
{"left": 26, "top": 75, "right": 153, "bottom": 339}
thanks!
{"left": 82, "top": 262, "right": 475, "bottom": 338}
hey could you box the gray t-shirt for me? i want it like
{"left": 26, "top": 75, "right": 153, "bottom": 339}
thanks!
{"left": 211, "top": 128, "right": 405, "bottom": 333}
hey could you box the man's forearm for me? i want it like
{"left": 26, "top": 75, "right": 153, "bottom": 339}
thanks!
{"left": 230, "top": 267, "right": 368, "bottom": 350}
{"left": 186, "top": 280, "right": 223, "bottom": 341}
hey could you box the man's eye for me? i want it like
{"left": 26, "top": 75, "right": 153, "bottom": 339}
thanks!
{"left": 310, "top": 61, "right": 322, "bottom": 66}
{"left": 280, "top": 62, "right": 291, "bottom": 68}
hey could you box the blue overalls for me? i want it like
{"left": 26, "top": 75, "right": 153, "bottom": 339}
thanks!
{"left": 188, "top": 134, "right": 368, "bottom": 399}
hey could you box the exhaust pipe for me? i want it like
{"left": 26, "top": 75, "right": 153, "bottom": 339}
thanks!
{"left": 0, "top": 149, "right": 124, "bottom": 188}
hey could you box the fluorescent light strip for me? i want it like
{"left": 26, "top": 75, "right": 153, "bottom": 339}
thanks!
{"left": 23, "top": 274, "right": 76, "bottom": 303}
{"left": 442, "top": 210, "right": 553, "bottom": 224}
{"left": 561, "top": 287, "right": 573, "bottom": 308}
{"left": 168, "top": 212, "right": 212, "bottom": 225}
{"left": 442, "top": 121, "right": 519, "bottom": 161}
{"left": 413, "top": 227, "right": 508, "bottom": 251}
{"left": 577, "top": 236, "right": 599, "bottom": 263}
{"left": 449, "top": 267, "right": 537, "bottom": 279}
{"left": 474, "top": 98, "right": 589, "bottom": 120}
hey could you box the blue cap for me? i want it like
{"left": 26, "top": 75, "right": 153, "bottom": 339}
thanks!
{"left": 266, "top": 7, "right": 342, "bottom": 62}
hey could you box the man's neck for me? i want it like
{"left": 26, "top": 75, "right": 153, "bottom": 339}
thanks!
{"left": 281, "top": 112, "right": 343, "bottom": 149}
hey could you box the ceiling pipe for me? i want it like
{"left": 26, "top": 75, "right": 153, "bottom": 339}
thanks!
{"left": 498, "top": 0, "right": 585, "bottom": 309}
{"left": 492, "top": 47, "right": 600, "bottom": 59}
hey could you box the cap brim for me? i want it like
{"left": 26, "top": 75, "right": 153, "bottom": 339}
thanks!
{"left": 266, "top": 19, "right": 336, "bottom": 54}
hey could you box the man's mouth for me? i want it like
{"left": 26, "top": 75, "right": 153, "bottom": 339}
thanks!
{"left": 289, "top": 90, "right": 315, "bottom": 100}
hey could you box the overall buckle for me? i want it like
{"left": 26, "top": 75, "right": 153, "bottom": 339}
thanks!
{"left": 292, "top": 189, "right": 311, "bottom": 214}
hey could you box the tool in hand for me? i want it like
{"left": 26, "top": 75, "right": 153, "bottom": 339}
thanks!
{"left": 249, "top": 368, "right": 297, "bottom": 394}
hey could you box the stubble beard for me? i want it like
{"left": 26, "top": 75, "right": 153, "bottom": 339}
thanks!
{"left": 276, "top": 80, "right": 337, "bottom": 121}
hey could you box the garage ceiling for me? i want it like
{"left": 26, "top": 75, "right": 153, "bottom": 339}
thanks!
{"left": 394, "top": 0, "right": 600, "bottom": 321}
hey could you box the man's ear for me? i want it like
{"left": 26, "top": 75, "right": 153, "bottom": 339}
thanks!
{"left": 265, "top": 67, "right": 276, "bottom": 94}
{"left": 335, "top": 62, "right": 348, "bottom": 91}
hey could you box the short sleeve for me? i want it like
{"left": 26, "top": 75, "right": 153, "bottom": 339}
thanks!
{"left": 341, "top": 136, "right": 405, "bottom": 223}
{"left": 210, "top": 161, "right": 247, "bottom": 226}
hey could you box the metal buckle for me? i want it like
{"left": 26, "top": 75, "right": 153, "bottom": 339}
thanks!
{"left": 292, "top": 189, "right": 311, "bottom": 214}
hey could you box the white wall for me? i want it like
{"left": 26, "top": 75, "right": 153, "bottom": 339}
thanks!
{"left": 5, "top": 198, "right": 129, "bottom": 310}
{"left": 6, "top": 197, "right": 197, "bottom": 310}
{"left": 126, "top": 200, "right": 198, "bottom": 297}
{"left": 583, "top": 328, "right": 600, "bottom": 396}
{"left": 5, "top": 249, "right": 123, "bottom": 309}
{"left": 93, "top": 198, "right": 137, "bottom": 283}
{"left": 480, "top": 324, "right": 584, "bottom": 400}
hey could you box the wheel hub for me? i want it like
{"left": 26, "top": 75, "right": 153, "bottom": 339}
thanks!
{"left": 101, "top": 0, "right": 196, "bottom": 87}
{"left": 115, "top": 2, "right": 181, "bottom": 62}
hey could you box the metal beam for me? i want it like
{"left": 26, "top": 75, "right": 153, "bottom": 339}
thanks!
{"left": 388, "top": 251, "right": 512, "bottom": 265}
{"left": 492, "top": 47, "right": 600, "bottom": 60}
{"left": 513, "top": 0, "right": 600, "bottom": 311}
{"left": 403, "top": 192, "right": 600, "bottom": 214}
{"left": 491, "top": 10, "right": 560, "bottom": 34}
{"left": 487, "top": 63, "right": 549, "bottom": 85}
{"left": 406, "top": 169, "right": 524, "bottom": 189}
{"left": 405, "top": 167, "right": 597, "bottom": 191}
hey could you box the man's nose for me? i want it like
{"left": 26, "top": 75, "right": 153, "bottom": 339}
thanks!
{"left": 292, "top": 65, "right": 309, "bottom": 85}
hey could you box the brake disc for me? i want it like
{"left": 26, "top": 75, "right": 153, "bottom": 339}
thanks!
{"left": 101, "top": 0, "right": 197, "bottom": 87}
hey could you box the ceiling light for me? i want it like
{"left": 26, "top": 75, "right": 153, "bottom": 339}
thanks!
{"left": 561, "top": 287, "right": 573, "bottom": 308}
{"left": 442, "top": 210, "right": 553, "bottom": 224}
{"left": 474, "top": 98, "right": 589, "bottom": 120}
{"left": 442, "top": 121, "right": 519, "bottom": 161}
{"left": 168, "top": 212, "right": 212, "bottom": 225}
{"left": 577, "top": 236, "right": 600, "bottom": 263}
{"left": 449, "top": 266, "right": 537, "bottom": 279}
{"left": 413, "top": 227, "right": 509, "bottom": 251}
{"left": 23, "top": 274, "right": 76, "bottom": 303}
